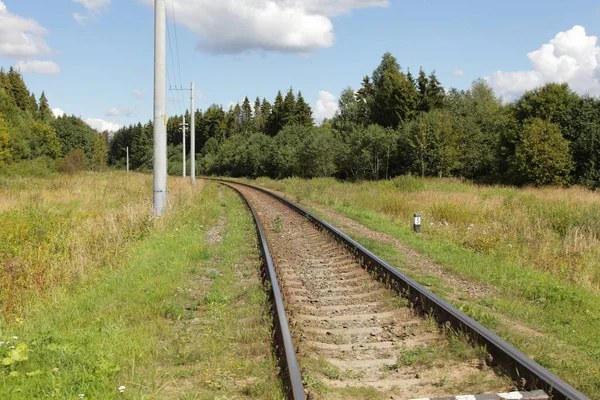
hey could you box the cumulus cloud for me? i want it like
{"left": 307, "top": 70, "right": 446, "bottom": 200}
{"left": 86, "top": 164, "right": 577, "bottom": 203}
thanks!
{"left": 85, "top": 118, "right": 122, "bottom": 133}
{"left": 139, "top": 0, "right": 388, "bottom": 54}
{"left": 488, "top": 25, "right": 600, "bottom": 100}
{"left": 132, "top": 89, "right": 144, "bottom": 99}
{"left": 452, "top": 69, "right": 465, "bottom": 77}
{"left": 106, "top": 107, "right": 133, "bottom": 117}
{"left": 73, "top": 13, "right": 88, "bottom": 26}
{"left": 52, "top": 108, "right": 65, "bottom": 118}
{"left": 15, "top": 60, "right": 60, "bottom": 75}
{"left": 313, "top": 91, "right": 339, "bottom": 124}
{"left": 0, "top": 1, "right": 51, "bottom": 58}
{"left": 73, "top": 0, "right": 110, "bottom": 11}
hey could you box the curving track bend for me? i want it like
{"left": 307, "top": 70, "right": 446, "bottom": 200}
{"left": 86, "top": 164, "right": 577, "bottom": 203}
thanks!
{"left": 227, "top": 182, "right": 512, "bottom": 399}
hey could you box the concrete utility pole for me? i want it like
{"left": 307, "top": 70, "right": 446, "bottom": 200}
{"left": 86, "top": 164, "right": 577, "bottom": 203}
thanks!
{"left": 172, "top": 83, "right": 196, "bottom": 184}
{"left": 180, "top": 116, "right": 188, "bottom": 178}
{"left": 153, "top": 0, "right": 167, "bottom": 217}
{"left": 190, "top": 81, "right": 195, "bottom": 184}
{"left": 123, "top": 147, "right": 129, "bottom": 173}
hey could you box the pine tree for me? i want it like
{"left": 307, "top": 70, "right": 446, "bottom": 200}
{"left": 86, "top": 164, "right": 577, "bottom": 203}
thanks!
{"left": 282, "top": 88, "right": 297, "bottom": 126}
{"left": 28, "top": 93, "right": 38, "bottom": 116}
{"left": 426, "top": 71, "right": 445, "bottom": 110}
{"left": 7, "top": 67, "right": 30, "bottom": 112}
{"left": 253, "top": 97, "right": 262, "bottom": 132}
{"left": 267, "top": 91, "right": 284, "bottom": 136}
{"left": 38, "top": 91, "right": 53, "bottom": 121}
{"left": 295, "top": 91, "right": 313, "bottom": 127}
{"left": 417, "top": 67, "right": 429, "bottom": 112}
{"left": 241, "top": 96, "right": 253, "bottom": 134}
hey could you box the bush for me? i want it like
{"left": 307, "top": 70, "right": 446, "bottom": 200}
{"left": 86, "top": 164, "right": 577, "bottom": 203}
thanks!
{"left": 56, "top": 149, "right": 87, "bottom": 174}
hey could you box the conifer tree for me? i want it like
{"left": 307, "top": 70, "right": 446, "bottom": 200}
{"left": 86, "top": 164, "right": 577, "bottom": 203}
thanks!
{"left": 417, "top": 67, "right": 429, "bottom": 112}
{"left": 7, "top": 67, "right": 30, "bottom": 112}
{"left": 267, "top": 91, "right": 284, "bottom": 136}
{"left": 241, "top": 96, "right": 253, "bottom": 134}
{"left": 295, "top": 91, "right": 313, "bottom": 127}
{"left": 38, "top": 91, "right": 53, "bottom": 121}
{"left": 282, "top": 88, "right": 297, "bottom": 126}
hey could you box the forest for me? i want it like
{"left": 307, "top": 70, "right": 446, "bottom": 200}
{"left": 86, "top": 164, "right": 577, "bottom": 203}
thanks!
{"left": 0, "top": 67, "right": 108, "bottom": 175}
{"left": 2, "top": 52, "right": 600, "bottom": 188}
{"left": 109, "top": 52, "right": 600, "bottom": 187}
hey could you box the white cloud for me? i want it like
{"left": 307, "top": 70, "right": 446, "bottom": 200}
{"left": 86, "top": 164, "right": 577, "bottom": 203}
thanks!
{"left": 489, "top": 25, "right": 600, "bottom": 100}
{"left": 73, "top": 13, "right": 88, "bottom": 26}
{"left": 132, "top": 89, "right": 144, "bottom": 99}
{"left": 139, "top": 0, "right": 388, "bottom": 54}
{"left": 313, "top": 91, "right": 339, "bottom": 124}
{"left": 106, "top": 107, "right": 133, "bottom": 117}
{"left": 452, "top": 69, "right": 465, "bottom": 77}
{"left": 15, "top": 60, "right": 60, "bottom": 75}
{"left": 73, "top": 0, "right": 110, "bottom": 11}
{"left": 85, "top": 118, "right": 122, "bottom": 133}
{"left": 52, "top": 108, "right": 65, "bottom": 118}
{"left": 0, "top": 0, "right": 51, "bottom": 58}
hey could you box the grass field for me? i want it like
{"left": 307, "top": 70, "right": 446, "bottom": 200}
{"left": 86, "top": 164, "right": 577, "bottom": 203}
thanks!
{"left": 0, "top": 174, "right": 282, "bottom": 399}
{"left": 245, "top": 176, "right": 600, "bottom": 398}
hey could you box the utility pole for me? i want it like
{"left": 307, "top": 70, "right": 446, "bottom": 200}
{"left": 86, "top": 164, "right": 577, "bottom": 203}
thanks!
{"left": 123, "top": 146, "right": 129, "bottom": 173}
{"left": 180, "top": 116, "right": 188, "bottom": 178}
{"left": 153, "top": 0, "right": 167, "bottom": 217}
{"left": 190, "top": 81, "right": 195, "bottom": 184}
{"left": 171, "top": 82, "right": 196, "bottom": 184}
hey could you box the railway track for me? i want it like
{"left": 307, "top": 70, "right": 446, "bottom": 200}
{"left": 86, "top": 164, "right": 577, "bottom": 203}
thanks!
{"left": 211, "top": 179, "right": 588, "bottom": 400}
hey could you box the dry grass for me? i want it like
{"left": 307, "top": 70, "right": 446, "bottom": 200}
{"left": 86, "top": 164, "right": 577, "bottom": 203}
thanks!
{"left": 253, "top": 176, "right": 600, "bottom": 291}
{"left": 0, "top": 172, "right": 197, "bottom": 320}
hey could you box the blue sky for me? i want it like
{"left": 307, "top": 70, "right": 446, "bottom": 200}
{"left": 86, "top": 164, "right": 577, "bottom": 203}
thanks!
{"left": 0, "top": 0, "right": 599, "bottom": 131}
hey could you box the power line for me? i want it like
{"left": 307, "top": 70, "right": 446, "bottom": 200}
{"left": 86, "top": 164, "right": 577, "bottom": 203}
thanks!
{"left": 165, "top": 4, "right": 183, "bottom": 117}
{"left": 166, "top": 0, "right": 186, "bottom": 118}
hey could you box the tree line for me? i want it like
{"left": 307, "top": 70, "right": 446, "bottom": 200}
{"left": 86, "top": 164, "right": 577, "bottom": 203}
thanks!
{"left": 110, "top": 52, "right": 600, "bottom": 187}
{"left": 0, "top": 67, "right": 108, "bottom": 174}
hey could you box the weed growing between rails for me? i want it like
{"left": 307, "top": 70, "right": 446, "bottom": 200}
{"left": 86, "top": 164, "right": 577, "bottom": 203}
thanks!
{"left": 242, "top": 176, "right": 600, "bottom": 398}
{"left": 0, "top": 172, "right": 198, "bottom": 320}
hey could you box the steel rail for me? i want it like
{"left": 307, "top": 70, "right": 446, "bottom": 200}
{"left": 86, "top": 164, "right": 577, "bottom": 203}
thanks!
{"left": 211, "top": 178, "right": 589, "bottom": 400}
{"left": 218, "top": 181, "right": 305, "bottom": 400}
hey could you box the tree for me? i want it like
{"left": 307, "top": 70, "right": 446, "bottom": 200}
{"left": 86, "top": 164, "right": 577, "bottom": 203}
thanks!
{"left": 29, "top": 121, "right": 61, "bottom": 159}
{"left": 513, "top": 118, "right": 573, "bottom": 186}
{"left": 91, "top": 133, "right": 108, "bottom": 171}
{"left": 267, "top": 91, "right": 284, "bottom": 136}
{"left": 370, "top": 53, "right": 418, "bottom": 127}
{"left": 298, "top": 128, "right": 337, "bottom": 178}
{"left": 7, "top": 67, "right": 29, "bottom": 112}
{"left": 38, "top": 92, "right": 52, "bottom": 121}
{"left": 282, "top": 88, "right": 297, "bottom": 127}
{"left": 295, "top": 91, "right": 313, "bottom": 127}
{"left": 333, "top": 88, "right": 367, "bottom": 134}
{"left": 0, "top": 113, "right": 11, "bottom": 164}
{"left": 241, "top": 97, "right": 253, "bottom": 134}
{"left": 571, "top": 97, "right": 600, "bottom": 187}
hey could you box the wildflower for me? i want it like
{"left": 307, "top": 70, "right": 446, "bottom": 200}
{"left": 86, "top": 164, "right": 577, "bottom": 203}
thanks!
{"left": 11, "top": 336, "right": 17, "bottom": 340}
{"left": 118, "top": 385, "right": 126, "bottom": 393}
{"left": 78, "top": 395, "right": 85, "bottom": 399}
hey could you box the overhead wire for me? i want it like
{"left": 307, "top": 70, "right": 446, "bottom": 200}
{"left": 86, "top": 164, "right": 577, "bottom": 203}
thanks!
{"left": 165, "top": 3, "right": 185, "bottom": 121}
{"left": 168, "top": 0, "right": 187, "bottom": 119}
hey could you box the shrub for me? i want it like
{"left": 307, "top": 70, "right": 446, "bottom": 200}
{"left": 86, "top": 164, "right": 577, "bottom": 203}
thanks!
{"left": 56, "top": 149, "right": 87, "bottom": 174}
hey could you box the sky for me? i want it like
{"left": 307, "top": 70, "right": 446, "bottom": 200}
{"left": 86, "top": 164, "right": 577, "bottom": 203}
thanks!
{"left": 0, "top": 0, "right": 599, "bottom": 132}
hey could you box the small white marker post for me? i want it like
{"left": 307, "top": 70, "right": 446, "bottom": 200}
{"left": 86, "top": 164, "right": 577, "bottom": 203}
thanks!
{"left": 414, "top": 213, "right": 421, "bottom": 233}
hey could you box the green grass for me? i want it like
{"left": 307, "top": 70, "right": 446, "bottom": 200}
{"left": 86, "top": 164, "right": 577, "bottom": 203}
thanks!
{"left": 0, "top": 181, "right": 283, "bottom": 399}
{"left": 244, "top": 176, "right": 600, "bottom": 398}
